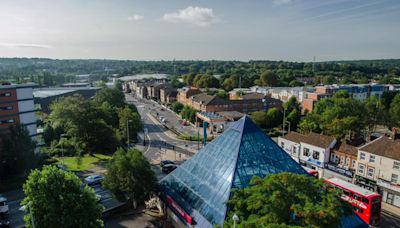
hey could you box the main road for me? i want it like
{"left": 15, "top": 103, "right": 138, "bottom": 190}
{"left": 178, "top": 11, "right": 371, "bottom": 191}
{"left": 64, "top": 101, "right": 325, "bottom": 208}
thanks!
{"left": 125, "top": 94, "right": 200, "bottom": 163}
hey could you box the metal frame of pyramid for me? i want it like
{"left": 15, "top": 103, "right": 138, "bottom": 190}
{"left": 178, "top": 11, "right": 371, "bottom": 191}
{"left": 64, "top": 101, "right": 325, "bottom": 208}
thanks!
{"left": 159, "top": 115, "right": 309, "bottom": 227}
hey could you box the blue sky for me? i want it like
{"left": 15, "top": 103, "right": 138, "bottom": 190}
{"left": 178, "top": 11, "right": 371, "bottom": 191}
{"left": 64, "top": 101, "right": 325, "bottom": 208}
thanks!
{"left": 0, "top": 0, "right": 399, "bottom": 61}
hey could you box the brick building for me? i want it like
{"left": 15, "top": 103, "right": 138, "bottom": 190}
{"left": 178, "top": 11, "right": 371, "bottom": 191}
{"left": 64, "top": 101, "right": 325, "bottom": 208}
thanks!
{"left": 0, "top": 83, "right": 37, "bottom": 139}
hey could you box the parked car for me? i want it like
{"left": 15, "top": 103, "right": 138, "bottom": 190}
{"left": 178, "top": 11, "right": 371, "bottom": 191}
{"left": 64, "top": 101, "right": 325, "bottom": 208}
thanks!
{"left": 84, "top": 175, "right": 104, "bottom": 186}
{"left": 162, "top": 164, "right": 177, "bottom": 174}
{"left": 57, "top": 164, "right": 68, "bottom": 171}
{"left": 95, "top": 194, "right": 102, "bottom": 202}
{"left": 160, "top": 160, "right": 175, "bottom": 168}
{"left": 0, "top": 195, "right": 9, "bottom": 215}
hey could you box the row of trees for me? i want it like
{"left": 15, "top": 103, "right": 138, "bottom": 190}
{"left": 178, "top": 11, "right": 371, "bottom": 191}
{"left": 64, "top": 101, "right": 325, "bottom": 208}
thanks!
{"left": 22, "top": 147, "right": 156, "bottom": 227}
{"left": 2, "top": 58, "right": 399, "bottom": 84}
{"left": 299, "top": 91, "right": 400, "bottom": 139}
{"left": 43, "top": 86, "right": 142, "bottom": 156}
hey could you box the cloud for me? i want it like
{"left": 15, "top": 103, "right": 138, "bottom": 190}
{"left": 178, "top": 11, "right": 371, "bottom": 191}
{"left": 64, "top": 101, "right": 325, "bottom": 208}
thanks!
{"left": 127, "top": 14, "right": 144, "bottom": 21}
{"left": 163, "top": 6, "right": 217, "bottom": 27}
{"left": 273, "top": 0, "right": 294, "bottom": 5}
{"left": 0, "top": 43, "right": 51, "bottom": 49}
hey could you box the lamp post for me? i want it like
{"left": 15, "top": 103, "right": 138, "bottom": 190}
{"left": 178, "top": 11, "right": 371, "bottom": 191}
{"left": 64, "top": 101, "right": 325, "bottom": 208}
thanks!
{"left": 285, "top": 120, "right": 291, "bottom": 134}
{"left": 232, "top": 214, "right": 239, "bottom": 228}
{"left": 60, "top": 134, "right": 68, "bottom": 165}
{"left": 126, "top": 119, "right": 133, "bottom": 148}
{"left": 282, "top": 108, "right": 286, "bottom": 136}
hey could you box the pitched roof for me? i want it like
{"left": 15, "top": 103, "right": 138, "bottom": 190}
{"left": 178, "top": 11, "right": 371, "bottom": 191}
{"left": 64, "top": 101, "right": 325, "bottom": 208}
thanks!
{"left": 240, "top": 92, "right": 265, "bottom": 100}
{"left": 281, "top": 132, "right": 336, "bottom": 148}
{"left": 334, "top": 141, "right": 359, "bottom": 156}
{"left": 160, "top": 116, "right": 307, "bottom": 227}
{"left": 359, "top": 136, "right": 400, "bottom": 160}
{"left": 191, "top": 93, "right": 226, "bottom": 105}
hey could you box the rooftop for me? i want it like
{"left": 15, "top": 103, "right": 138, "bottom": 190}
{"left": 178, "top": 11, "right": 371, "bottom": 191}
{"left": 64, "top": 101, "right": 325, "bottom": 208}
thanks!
{"left": 33, "top": 87, "right": 100, "bottom": 98}
{"left": 359, "top": 136, "right": 400, "bottom": 160}
{"left": 0, "top": 83, "right": 37, "bottom": 89}
{"left": 281, "top": 132, "right": 336, "bottom": 148}
{"left": 118, "top": 74, "right": 169, "bottom": 81}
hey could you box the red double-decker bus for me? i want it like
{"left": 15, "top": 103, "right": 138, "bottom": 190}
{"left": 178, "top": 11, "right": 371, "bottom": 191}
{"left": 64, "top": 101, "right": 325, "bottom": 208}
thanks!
{"left": 326, "top": 178, "right": 381, "bottom": 227}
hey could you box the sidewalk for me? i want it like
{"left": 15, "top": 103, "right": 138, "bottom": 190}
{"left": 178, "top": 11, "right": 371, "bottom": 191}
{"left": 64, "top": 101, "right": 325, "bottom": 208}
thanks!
{"left": 382, "top": 202, "right": 400, "bottom": 217}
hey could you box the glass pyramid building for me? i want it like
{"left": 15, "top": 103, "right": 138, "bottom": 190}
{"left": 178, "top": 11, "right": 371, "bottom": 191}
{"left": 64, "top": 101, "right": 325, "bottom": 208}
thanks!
{"left": 159, "top": 115, "right": 308, "bottom": 227}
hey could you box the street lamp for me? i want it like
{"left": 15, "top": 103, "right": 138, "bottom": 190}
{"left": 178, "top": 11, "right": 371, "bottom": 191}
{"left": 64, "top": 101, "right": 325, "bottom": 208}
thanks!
{"left": 232, "top": 214, "right": 239, "bottom": 228}
{"left": 60, "top": 134, "right": 68, "bottom": 165}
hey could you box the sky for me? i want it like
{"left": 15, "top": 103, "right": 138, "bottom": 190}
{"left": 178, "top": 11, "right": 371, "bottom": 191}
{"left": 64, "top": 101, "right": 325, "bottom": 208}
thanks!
{"left": 0, "top": 0, "right": 399, "bottom": 61}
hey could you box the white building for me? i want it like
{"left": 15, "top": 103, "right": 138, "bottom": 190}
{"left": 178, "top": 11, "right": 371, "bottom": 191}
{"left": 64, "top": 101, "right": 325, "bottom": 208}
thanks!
{"left": 278, "top": 132, "right": 336, "bottom": 176}
{"left": 356, "top": 136, "right": 400, "bottom": 208}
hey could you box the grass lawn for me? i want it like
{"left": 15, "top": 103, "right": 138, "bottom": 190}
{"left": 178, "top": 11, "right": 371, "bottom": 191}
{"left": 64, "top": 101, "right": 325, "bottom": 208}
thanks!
{"left": 57, "top": 153, "right": 112, "bottom": 172}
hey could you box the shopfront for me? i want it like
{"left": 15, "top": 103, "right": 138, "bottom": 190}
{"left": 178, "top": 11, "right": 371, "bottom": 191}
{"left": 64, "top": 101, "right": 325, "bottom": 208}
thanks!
{"left": 377, "top": 179, "right": 400, "bottom": 208}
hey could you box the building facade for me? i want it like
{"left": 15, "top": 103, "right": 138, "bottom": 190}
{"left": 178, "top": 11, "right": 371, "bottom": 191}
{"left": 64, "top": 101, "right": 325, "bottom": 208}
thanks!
{"left": 355, "top": 136, "right": 400, "bottom": 207}
{"left": 278, "top": 132, "right": 337, "bottom": 176}
{"left": 0, "top": 83, "right": 37, "bottom": 138}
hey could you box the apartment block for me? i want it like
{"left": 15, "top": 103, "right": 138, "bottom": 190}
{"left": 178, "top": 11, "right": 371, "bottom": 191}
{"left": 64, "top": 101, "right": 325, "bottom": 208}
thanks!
{"left": 0, "top": 83, "right": 37, "bottom": 138}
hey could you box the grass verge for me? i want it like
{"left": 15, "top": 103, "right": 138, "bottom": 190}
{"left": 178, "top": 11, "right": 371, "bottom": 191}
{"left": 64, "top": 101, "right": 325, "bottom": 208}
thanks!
{"left": 57, "top": 153, "right": 112, "bottom": 172}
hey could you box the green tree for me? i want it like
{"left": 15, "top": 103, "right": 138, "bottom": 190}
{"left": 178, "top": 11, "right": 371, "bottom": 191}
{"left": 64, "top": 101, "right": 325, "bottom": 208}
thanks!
{"left": 259, "top": 70, "right": 278, "bottom": 87}
{"left": 251, "top": 111, "right": 267, "bottom": 128}
{"left": 283, "top": 97, "right": 301, "bottom": 130}
{"left": 118, "top": 106, "right": 142, "bottom": 144}
{"left": 22, "top": 166, "right": 104, "bottom": 228}
{"left": 299, "top": 91, "right": 365, "bottom": 139}
{"left": 103, "top": 148, "right": 156, "bottom": 204}
{"left": 216, "top": 89, "right": 228, "bottom": 99}
{"left": 48, "top": 95, "right": 120, "bottom": 155}
{"left": 225, "top": 173, "right": 351, "bottom": 228}
{"left": 0, "top": 124, "right": 36, "bottom": 178}
{"left": 171, "top": 102, "right": 184, "bottom": 113}
{"left": 389, "top": 93, "right": 400, "bottom": 127}
{"left": 93, "top": 87, "right": 125, "bottom": 108}
{"left": 266, "top": 108, "right": 282, "bottom": 128}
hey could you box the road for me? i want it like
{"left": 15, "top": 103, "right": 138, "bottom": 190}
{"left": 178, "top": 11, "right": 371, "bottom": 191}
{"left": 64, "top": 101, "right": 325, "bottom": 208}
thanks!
{"left": 125, "top": 94, "right": 200, "bottom": 163}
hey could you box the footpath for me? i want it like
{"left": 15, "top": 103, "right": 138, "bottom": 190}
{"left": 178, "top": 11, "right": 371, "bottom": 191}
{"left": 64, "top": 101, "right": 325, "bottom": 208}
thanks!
{"left": 382, "top": 202, "right": 400, "bottom": 217}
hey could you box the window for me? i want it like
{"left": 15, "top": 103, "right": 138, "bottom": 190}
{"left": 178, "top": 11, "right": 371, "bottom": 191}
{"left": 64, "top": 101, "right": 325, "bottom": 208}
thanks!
{"left": 362, "top": 197, "right": 369, "bottom": 204}
{"left": 346, "top": 157, "right": 350, "bottom": 165}
{"left": 340, "top": 156, "right": 344, "bottom": 164}
{"left": 0, "top": 92, "right": 11, "bottom": 97}
{"left": 360, "top": 152, "right": 366, "bottom": 160}
{"left": 394, "top": 161, "right": 400, "bottom": 171}
{"left": 343, "top": 189, "right": 350, "bottom": 196}
{"left": 367, "top": 167, "right": 375, "bottom": 178}
{"left": 280, "top": 142, "right": 284, "bottom": 148}
{"left": 391, "top": 174, "right": 399, "bottom": 183}
{"left": 369, "top": 155, "right": 376, "bottom": 163}
{"left": 303, "top": 148, "right": 310, "bottom": 157}
{"left": 0, "top": 119, "right": 14, "bottom": 124}
{"left": 352, "top": 160, "right": 356, "bottom": 168}
{"left": 0, "top": 106, "right": 13, "bottom": 110}
{"left": 358, "top": 164, "right": 365, "bottom": 175}
{"left": 312, "top": 151, "right": 320, "bottom": 160}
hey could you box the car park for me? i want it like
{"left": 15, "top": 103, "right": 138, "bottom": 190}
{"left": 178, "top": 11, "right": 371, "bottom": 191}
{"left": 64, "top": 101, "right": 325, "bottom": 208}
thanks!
{"left": 84, "top": 175, "right": 104, "bottom": 186}
{"left": 160, "top": 160, "right": 175, "bottom": 168}
{"left": 162, "top": 164, "right": 177, "bottom": 174}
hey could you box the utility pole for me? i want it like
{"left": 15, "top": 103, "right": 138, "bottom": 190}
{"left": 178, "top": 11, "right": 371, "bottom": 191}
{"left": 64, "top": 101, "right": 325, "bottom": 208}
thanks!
{"left": 282, "top": 108, "right": 286, "bottom": 136}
